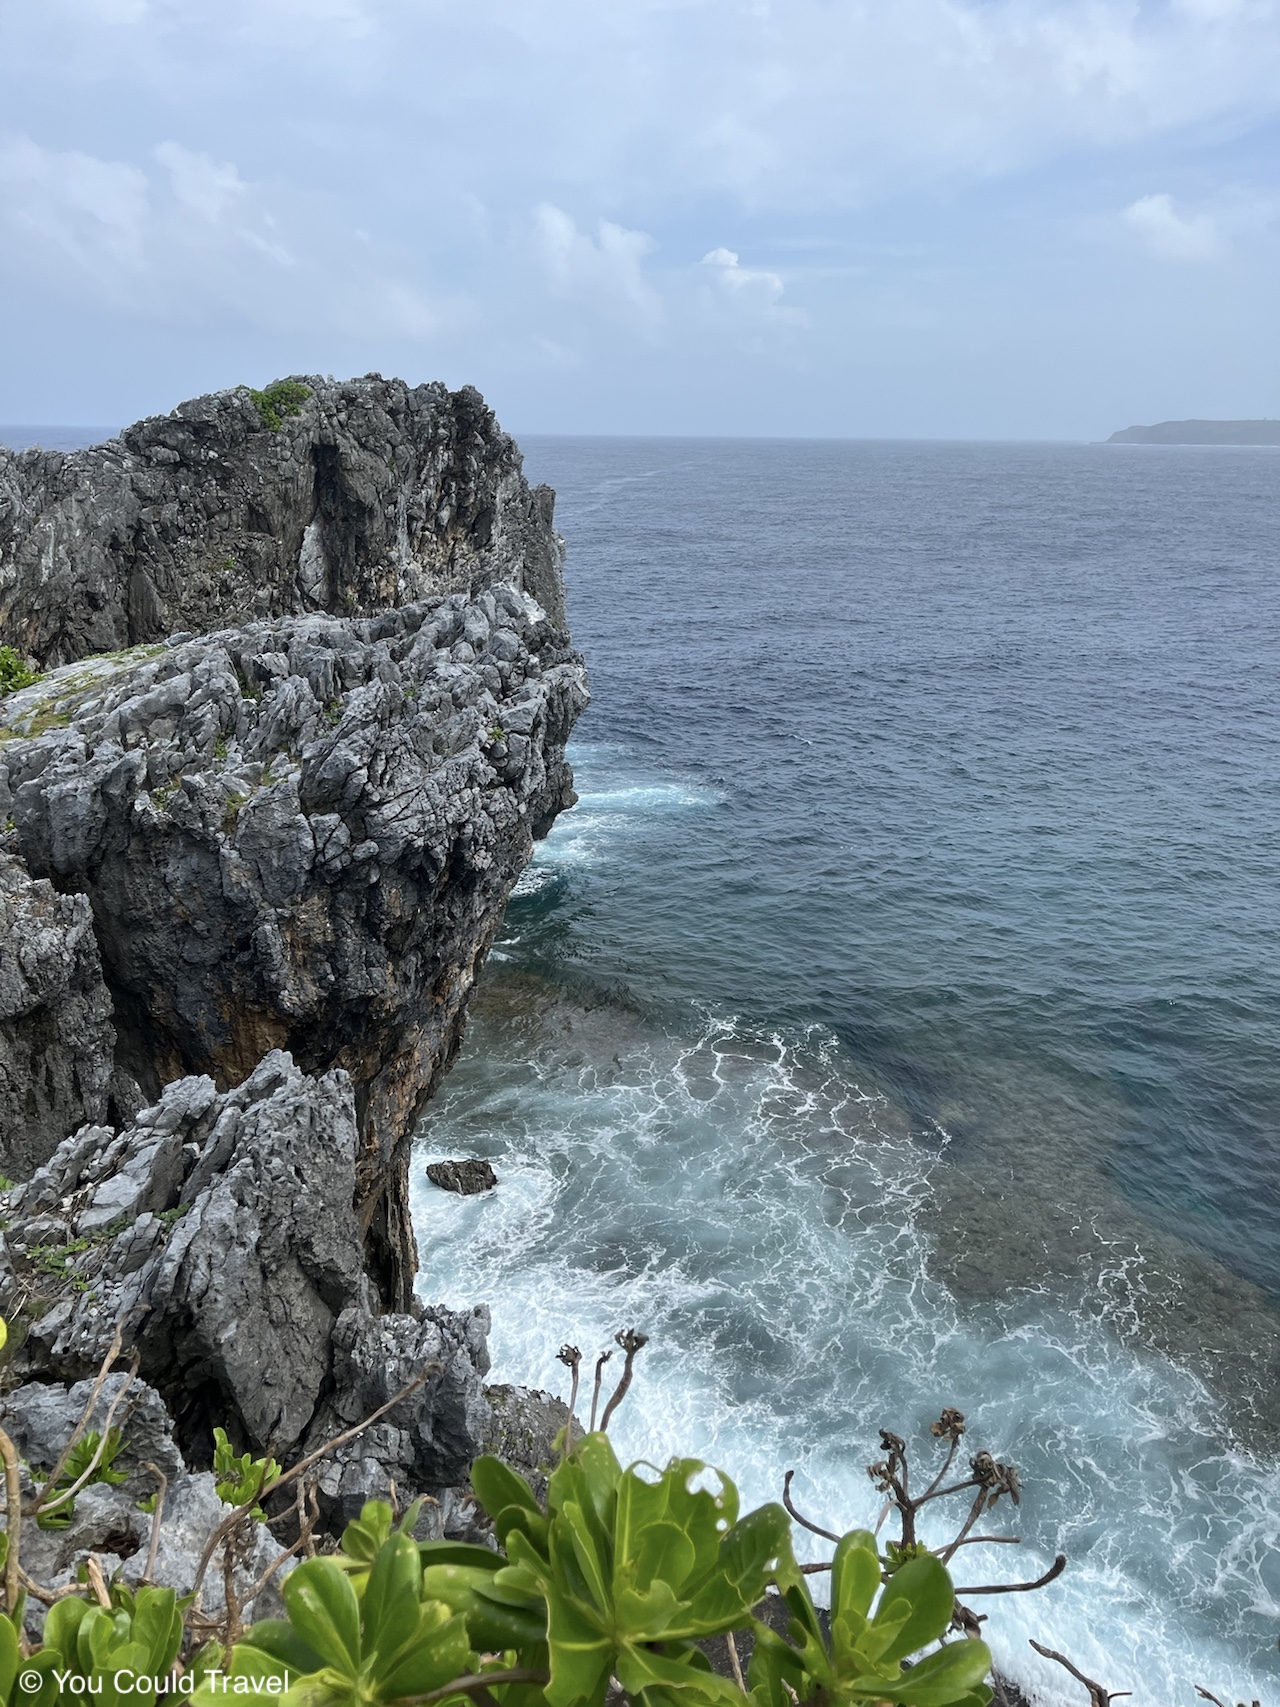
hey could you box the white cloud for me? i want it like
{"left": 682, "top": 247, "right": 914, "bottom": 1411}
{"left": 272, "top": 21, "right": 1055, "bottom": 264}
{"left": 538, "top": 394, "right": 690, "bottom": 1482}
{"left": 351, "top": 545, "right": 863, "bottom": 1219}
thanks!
{"left": 1123, "top": 192, "right": 1224, "bottom": 261}
{"left": 0, "top": 133, "right": 459, "bottom": 337}
{"left": 698, "top": 246, "right": 803, "bottom": 335}
{"left": 153, "top": 142, "right": 246, "bottom": 225}
{"left": 532, "top": 203, "right": 662, "bottom": 328}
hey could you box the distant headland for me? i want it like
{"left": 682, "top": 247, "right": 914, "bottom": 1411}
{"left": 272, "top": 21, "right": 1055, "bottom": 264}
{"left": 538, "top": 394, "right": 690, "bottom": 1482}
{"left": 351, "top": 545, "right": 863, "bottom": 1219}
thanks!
{"left": 1108, "top": 419, "right": 1280, "bottom": 445}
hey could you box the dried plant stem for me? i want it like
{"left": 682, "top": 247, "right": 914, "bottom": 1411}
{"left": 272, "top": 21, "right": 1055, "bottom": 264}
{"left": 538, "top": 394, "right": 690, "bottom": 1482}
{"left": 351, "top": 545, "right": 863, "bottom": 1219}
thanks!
{"left": 599, "top": 1330, "right": 647, "bottom": 1433}
{"left": 191, "top": 1364, "right": 438, "bottom": 1604}
{"left": 35, "top": 1316, "right": 132, "bottom": 1506}
{"left": 86, "top": 1555, "right": 111, "bottom": 1610}
{"left": 1029, "top": 1639, "right": 1131, "bottom": 1706}
{"left": 725, "top": 1632, "right": 746, "bottom": 1691}
{"left": 389, "top": 1669, "right": 550, "bottom": 1707}
{"left": 782, "top": 1470, "right": 840, "bottom": 1543}
{"left": 588, "top": 1352, "right": 611, "bottom": 1433}
{"left": 0, "top": 1426, "right": 22, "bottom": 1616}
{"left": 956, "top": 1554, "right": 1065, "bottom": 1595}
{"left": 35, "top": 1350, "right": 141, "bottom": 1523}
{"left": 141, "top": 1461, "right": 168, "bottom": 1584}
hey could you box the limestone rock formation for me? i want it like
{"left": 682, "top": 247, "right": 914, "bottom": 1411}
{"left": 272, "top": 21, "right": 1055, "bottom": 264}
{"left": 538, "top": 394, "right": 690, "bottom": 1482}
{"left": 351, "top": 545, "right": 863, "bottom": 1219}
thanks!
{"left": 2, "top": 1372, "right": 290, "bottom": 1630}
{"left": 0, "top": 374, "right": 583, "bottom": 1541}
{"left": 0, "top": 584, "right": 585, "bottom": 1298}
{"left": 0, "top": 377, "right": 567, "bottom": 670}
{"left": 1, "top": 1053, "right": 491, "bottom": 1480}
{"left": 0, "top": 853, "right": 119, "bottom": 1177}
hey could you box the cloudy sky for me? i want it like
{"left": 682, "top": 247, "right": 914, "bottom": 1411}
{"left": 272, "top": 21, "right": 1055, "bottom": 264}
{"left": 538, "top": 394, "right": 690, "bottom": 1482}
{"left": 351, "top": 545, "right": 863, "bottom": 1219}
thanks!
{"left": 1, "top": 0, "right": 1277, "bottom": 436}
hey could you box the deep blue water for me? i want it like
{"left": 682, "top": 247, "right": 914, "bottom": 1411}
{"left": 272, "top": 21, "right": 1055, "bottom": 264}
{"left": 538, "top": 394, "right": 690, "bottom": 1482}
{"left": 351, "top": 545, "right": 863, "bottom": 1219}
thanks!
{"left": 10, "top": 424, "right": 1280, "bottom": 1700}
{"left": 411, "top": 439, "right": 1280, "bottom": 1704}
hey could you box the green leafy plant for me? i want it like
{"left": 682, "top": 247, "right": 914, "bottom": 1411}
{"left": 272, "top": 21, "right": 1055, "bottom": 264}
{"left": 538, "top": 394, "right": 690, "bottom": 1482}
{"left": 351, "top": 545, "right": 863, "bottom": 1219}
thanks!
{"left": 244, "top": 381, "right": 312, "bottom": 432}
{"left": 190, "top": 1534, "right": 475, "bottom": 1707}
{"left": 0, "top": 648, "right": 37, "bottom": 695}
{"left": 33, "top": 1427, "right": 128, "bottom": 1529}
{"left": 213, "top": 1427, "right": 281, "bottom": 1522}
{"left": 11, "top": 1584, "right": 187, "bottom": 1707}
{"left": 751, "top": 1530, "right": 992, "bottom": 1707}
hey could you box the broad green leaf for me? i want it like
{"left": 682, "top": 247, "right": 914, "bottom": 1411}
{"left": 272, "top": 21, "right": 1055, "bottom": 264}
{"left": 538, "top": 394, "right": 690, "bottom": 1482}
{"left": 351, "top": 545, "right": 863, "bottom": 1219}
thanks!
{"left": 417, "top": 1541, "right": 506, "bottom": 1572}
{"left": 0, "top": 1611, "right": 18, "bottom": 1702}
{"left": 874, "top": 1640, "right": 993, "bottom": 1707}
{"left": 283, "top": 1558, "right": 363, "bottom": 1675}
{"left": 865, "top": 1553, "right": 954, "bottom": 1666}
{"left": 614, "top": 1640, "right": 750, "bottom": 1704}
{"left": 361, "top": 1532, "right": 422, "bottom": 1657}
{"left": 472, "top": 1456, "right": 542, "bottom": 1528}
{"left": 42, "top": 1595, "right": 92, "bottom": 1662}
{"left": 132, "top": 1585, "right": 183, "bottom": 1674}
{"left": 374, "top": 1608, "right": 472, "bottom": 1700}
{"left": 238, "top": 1618, "right": 325, "bottom": 1676}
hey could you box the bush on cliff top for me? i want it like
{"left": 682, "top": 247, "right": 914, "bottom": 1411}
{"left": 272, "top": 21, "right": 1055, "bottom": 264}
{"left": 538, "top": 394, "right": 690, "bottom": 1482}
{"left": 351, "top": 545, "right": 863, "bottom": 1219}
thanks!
{"left": 244, "top": 380, "right": 312, "bottom": 432}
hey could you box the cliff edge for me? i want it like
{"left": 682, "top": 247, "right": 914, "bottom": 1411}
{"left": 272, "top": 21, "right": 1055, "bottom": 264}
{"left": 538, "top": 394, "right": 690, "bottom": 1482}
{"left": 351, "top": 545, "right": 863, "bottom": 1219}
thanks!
{"left": 0, "top": 377, "right": 586, "bottom": 1509}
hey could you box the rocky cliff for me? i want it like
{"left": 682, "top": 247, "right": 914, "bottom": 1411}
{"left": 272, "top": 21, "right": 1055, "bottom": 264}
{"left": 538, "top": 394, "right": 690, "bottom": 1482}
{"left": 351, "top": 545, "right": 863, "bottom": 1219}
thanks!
{"left": 0, "top": 376, "right": 585, "bottom": 1534}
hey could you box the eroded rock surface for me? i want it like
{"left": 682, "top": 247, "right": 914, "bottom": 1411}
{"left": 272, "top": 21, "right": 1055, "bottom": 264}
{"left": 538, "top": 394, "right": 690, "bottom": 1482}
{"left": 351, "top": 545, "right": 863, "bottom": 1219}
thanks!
{"left": 0, "top": 377, "right": 567, "bottom": 670}
{"left": 1, "top": 1373, "right": 289, "bottom": 1630}
{"left": 0, "top": 853, "right": 119, "bottom": 1175}
{"left": 0, "top": 1053, "right": 491, "bottom": 1479}
{"left": 0, "top": 570, "right": 586, "bottom": 1298}
{"left": 0, "top": 375, "right": 584, "bottom": 1548}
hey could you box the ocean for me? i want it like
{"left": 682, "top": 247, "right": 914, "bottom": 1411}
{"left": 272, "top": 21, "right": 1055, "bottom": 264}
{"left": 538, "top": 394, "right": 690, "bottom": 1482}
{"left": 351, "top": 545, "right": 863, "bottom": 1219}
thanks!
{"left": 407, "top": 438, "right": 1280, "bottom": 1705}
{"left": 7, "top": 424, "right": 1279, "bottom": 1703}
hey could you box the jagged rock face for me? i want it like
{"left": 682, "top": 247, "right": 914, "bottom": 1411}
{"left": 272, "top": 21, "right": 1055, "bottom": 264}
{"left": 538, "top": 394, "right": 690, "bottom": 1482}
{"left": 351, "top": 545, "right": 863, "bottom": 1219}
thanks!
{"left": 0, "top": 377, "right": 567, "bottom": 670}
{"left": 2, "top": 1373, "right": 289, "bottom": 1629}
{"left": 0, "top": 853, "right": 119, "bottom": 1175}
{"left": 0, "top": 583, "right": 587, "bottom": 1298}
{"left": 0, "top": 1052, "right": 492, "bottom": 1481}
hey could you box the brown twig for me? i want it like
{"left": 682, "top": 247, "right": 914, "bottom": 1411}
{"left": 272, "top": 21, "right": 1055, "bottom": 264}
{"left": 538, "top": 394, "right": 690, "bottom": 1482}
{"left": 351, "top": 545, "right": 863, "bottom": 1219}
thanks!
{"left": 0, "top": 1425, "right": 22, "bottom": 1616}
{"left": 222, "top": 1522, "right": 244, "bottom": 1646}
{"left": 956, "top": 1554, "right": 1066, "bottom": 1595}
{"left": 389, "top": 1669, "right": 550, "bottom": 1706}
{"left": 599, "top": 1329, "right": 647, "bottom": 1432}
{"left": 86, "top": 1555, "right": 111, "bottom": 1610}
{"left": 35, "top": 1315, "right": 132, "bottom": 1506}
{"left": 725, "top": 1632, "right": 746, "bottom": 1692}
{"left": 1029, "top": 1638, "right": 1131, "bottom": 1705}
{"left": 190, "top": 1364, "right": 438, "bottom": 1604}
{"left": 35, "top": 1350, "right": 141, "bottom": 1523}
{"left": 141, "top": 1461, "right": 168, "bottom": 1584}
{"left": 782, "top": 1471, "right": 840, "bottom": 1543}
{"left": 556, "top": 1346, "right": 581, "bottom": 1458}
{"left": 242, "top": 1483, "right": 321, "bottom": 1612}
{"left": 589, "top": 1350, "right": 612, "bottom": 1433}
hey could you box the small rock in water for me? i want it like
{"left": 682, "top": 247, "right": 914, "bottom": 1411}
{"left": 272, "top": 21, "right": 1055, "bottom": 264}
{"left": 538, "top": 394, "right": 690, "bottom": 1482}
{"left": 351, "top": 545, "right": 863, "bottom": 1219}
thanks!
{"left": 426, "top": 1158, "right": 498, "bottom": 1195}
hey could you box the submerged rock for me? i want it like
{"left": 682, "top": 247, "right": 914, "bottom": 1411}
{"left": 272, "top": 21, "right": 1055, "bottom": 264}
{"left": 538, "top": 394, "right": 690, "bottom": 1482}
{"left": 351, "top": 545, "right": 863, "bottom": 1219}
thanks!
{"left": 426, "top": 1158, "right": 498, "bottom": 1194}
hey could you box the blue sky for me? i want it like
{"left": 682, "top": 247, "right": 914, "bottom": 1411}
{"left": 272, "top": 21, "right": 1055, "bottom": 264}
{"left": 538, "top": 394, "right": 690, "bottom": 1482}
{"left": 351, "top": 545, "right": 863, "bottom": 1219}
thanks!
{"left": 1, "top": 0, "right": 1277, "bottom": 437}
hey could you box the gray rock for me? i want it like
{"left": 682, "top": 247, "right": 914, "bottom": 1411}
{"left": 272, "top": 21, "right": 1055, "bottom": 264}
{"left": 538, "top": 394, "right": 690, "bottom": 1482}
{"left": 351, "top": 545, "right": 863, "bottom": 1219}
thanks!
{"left": 426, "top": 1159, "right": 498, "bottom": 1195}
{"left": 2, "top": 1056, "right": 490, "bottom": 1488}
{"left": 0, "top": 853, "right": 116, "bottom": 1177}
{"left": 0, "top": 377, "right": 568, "bottom": 670}
{"left": 1, "top": 1375, "right": 288, "bottom": 1630}
{"left": 0, "top": 586, "right": 586, "bottom": 1301}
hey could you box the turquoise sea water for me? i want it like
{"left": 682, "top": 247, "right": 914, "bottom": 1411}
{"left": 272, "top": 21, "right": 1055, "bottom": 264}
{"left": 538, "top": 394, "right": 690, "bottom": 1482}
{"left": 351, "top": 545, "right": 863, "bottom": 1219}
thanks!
{"left": 411, "top": 439, "right": 1280, "bottom": 1705}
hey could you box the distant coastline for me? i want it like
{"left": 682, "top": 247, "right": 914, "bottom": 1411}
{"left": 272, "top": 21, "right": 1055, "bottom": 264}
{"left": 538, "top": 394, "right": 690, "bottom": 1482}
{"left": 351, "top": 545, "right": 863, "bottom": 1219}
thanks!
{"left": 1108, "top": 418, "right": 1280, "bottom": 445}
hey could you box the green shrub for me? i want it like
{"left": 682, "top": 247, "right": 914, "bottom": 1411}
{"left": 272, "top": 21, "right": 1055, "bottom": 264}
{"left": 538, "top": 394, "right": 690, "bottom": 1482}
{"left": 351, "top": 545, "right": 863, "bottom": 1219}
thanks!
{"left": 244, "top": 380, "right": 312, "bottom": 432}
{"left": 213, "top": 1426, "right": 281, "bottom": 1522}
{"left": 196, "top": 1433, "right": 993, "bottom": 1707}
{"left": 0, "top": 648, "right": 37, "bottom": 695}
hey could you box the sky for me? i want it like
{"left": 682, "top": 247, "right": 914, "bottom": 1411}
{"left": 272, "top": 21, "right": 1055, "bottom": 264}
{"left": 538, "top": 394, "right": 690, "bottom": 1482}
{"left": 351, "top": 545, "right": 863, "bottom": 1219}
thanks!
{"left": 1, "top": 0, "right": 1278, "bottom": 438}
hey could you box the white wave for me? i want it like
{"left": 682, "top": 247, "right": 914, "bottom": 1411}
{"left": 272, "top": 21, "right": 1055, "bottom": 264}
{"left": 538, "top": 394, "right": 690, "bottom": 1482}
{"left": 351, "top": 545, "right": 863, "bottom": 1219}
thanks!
{"left": 414, "top": 1011, "right": 1280, "bottom": 1707}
